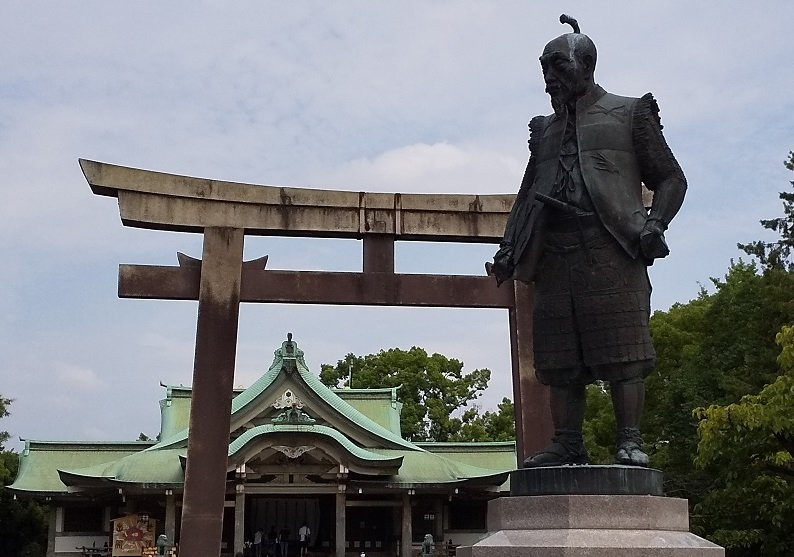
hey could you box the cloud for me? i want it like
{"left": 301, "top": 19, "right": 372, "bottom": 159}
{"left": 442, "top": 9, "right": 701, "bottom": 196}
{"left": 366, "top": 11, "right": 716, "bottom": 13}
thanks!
{"left": 1, "top": 1, "right": 792, "bottom": 448}
{"left": 319, "top": 142, "right": 524, "bottom": 194}
{"left": 54, "top": 362, "right": 104, "bottom": 391}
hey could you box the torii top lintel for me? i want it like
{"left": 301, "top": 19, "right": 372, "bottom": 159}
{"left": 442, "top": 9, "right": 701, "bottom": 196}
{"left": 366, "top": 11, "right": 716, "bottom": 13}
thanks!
{"left": 80, "top": 159, "right": 514, "bottom": 243}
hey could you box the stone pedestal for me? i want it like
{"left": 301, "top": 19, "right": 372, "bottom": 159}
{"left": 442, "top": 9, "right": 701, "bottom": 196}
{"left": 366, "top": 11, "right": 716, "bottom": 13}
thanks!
{"left": 511, "top": 465, "right": 664, "bottom": 496}
{"left": 458, "top": 467, "right": 724, "bottom": 556}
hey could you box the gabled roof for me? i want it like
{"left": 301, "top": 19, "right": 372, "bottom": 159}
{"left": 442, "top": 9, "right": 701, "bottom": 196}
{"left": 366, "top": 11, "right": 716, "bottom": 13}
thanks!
{"left": 11, "top": 336, "right": 515, "bottom": 494}
{"left": 153, "top": 336, "right": 417, "bottom": 451}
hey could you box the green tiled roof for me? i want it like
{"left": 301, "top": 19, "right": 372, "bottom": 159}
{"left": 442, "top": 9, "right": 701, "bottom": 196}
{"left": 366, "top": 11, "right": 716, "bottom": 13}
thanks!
{"left": 369, "top": 448, "right": 509, "bottom": 487}
{"left": 153, "top": 338, "right": 418, "bottom": 451}
{"left": 58, "top": 447, "right": 186, "bottom": 487}
{"left": 415, "top": 441, "right": 517, "bottom": 471}
{"left": 333, "top": 387, "right": 403, "bottom": 436}
{"left": 11, "top": 337, "right": 514, "bottom": 493}
{"left": 230, "top": 424, "right": 403, "bottom": 466}
{"left": 8, "top": 441, "right": 154, "bottom": 494}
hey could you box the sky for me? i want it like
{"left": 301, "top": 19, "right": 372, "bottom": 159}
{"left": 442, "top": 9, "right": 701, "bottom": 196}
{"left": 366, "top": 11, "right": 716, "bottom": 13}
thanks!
{"left": 1, "top": 2, "right": 792, "bottom": 451}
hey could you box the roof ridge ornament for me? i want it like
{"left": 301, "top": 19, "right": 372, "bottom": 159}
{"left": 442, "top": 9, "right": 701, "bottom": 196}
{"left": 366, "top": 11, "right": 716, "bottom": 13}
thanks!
{"left": 272, "top": 407, "right": 316, "bottom": 425}
{"left": 273, "top": 389, "right": 304, "bottom": 410}
{"left": 272, "top": 445, "right": 315, "bottom": 459}
{"left": 559, "top": 14, "right": 580, "bottom": 33}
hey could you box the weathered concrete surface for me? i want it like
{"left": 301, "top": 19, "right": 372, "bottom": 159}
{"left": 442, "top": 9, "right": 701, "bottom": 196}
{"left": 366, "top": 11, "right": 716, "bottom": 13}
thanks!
{"left": 84, "top": 158, "right": 552, "bottom": 465}
{"left": 457, "top": 495, "right": 724, "bottom": 557}
{"left": 82, "top": 158, "right": 554, "bottom": 557}
{"left": 118, "top": 265, "right": 515, "bottom": 308}
{"left": 488, "top": 495, "right": 688, "bottom": 531}
{"left": 179, "top": 227, "right": 244, "bottom": 557}
{"left": 80, "top": 159, "right": 514, "bottom": 241}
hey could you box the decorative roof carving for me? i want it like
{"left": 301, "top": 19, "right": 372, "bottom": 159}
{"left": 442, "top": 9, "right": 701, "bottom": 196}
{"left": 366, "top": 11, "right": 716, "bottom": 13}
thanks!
{"left": 272, "top": 445, "right": 315, "bottom": 459}
{"left": 272, "top": 406, "right": 316, "bottom": 425}
{"left": 273, "top": 389, "right": 304, "bottom": 410}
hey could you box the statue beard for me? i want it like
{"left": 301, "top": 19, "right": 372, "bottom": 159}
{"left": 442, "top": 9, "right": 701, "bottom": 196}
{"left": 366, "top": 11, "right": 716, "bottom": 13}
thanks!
{"left": 547, "top": 73, "right": 590, "bottom": 114}
{"left": 549, "top": 92, "right": 568, "bottom": 115}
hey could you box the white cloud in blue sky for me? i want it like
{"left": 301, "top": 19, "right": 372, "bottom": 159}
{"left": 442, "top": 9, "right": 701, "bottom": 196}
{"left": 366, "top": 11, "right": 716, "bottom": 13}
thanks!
{"left": 1, "top": 1, "right": 792, "bottom": 448}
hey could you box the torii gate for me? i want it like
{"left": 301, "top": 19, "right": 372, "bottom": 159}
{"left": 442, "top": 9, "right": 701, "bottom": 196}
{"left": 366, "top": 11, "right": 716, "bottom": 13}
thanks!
{"left": 81, "top": 159, "right": 552, "bottom": 557}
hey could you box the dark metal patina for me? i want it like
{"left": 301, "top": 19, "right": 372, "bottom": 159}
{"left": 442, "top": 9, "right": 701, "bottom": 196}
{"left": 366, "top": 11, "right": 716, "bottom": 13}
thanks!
{"left": 489, "top": 14, "right": 687, "bottom": 469}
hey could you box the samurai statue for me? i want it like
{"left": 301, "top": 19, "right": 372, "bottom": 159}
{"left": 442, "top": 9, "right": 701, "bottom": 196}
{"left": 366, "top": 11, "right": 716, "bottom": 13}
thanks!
{"left": 488, "top": 15, "right": 687, "bottom": 467}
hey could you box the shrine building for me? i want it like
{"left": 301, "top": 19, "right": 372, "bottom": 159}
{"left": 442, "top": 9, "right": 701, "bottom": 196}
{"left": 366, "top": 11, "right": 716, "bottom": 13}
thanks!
{"left": 10, "top": 336, "right": 515, "bottom": 557}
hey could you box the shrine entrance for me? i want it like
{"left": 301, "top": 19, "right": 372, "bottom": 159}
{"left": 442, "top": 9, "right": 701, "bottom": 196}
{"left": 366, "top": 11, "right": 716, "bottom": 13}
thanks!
{"left": 245, "top": 496, "right": 325, "bottom": 556}
{"left": 81, "top": 159, "right": 551, "bottom": 556}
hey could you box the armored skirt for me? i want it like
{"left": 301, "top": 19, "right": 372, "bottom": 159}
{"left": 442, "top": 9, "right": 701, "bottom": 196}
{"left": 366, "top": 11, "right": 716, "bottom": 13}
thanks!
{"left": 532, "top": 211, "right": 655, "bottom": 386}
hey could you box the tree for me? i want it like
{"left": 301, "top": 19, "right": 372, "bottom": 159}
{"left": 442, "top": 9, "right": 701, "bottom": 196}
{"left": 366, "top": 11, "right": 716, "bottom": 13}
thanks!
{"left": 450, "top": 397, "right": 515, "bottom": 442}
{"left": 0, "top": 395, "right": 12, "bottom": 482}
{"left": 0, "top": 396, "right": 48, "bottom": 557}
{"left": 737, "top": 152, "right": 794, "bottom": 271}
{"left": 580, "top": 382, "right": 616, "bottom": 465}
{"left": 692, "top": 325, "right": 794, "bottom": 555}
{"left": 620, "top": 151, "right": 794, "bottom": 553}
{"left": 638, "top": 260, "right": 794, "bottom": 502}
{"left": 320, "top": 347, "right": 491, "bottom": 441}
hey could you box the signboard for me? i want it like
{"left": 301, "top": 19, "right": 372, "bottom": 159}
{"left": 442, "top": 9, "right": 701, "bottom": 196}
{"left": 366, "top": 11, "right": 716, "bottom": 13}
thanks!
{"left": 111, "top": 514, "right": 156, "bottom": 556}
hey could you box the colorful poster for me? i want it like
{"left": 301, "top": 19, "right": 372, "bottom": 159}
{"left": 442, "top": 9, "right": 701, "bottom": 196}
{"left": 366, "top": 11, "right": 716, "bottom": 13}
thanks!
{"left": 112, "top": 514, "right": 156, "bottom": 556}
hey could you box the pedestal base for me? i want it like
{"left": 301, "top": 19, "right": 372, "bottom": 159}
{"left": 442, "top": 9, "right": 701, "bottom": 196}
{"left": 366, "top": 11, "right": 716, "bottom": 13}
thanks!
{"left": 457, "top": 494, "right": 724, "bottom": 557}
{"left": 511, "top": 465, "right": 664, "bottom": 496}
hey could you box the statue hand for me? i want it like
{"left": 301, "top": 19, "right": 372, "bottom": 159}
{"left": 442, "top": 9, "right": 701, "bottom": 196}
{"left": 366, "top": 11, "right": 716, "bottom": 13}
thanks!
{"left": 488, "top": 245, "right": 515, "bottom": 286}
{"left": 640, "top": 220, "right": 670, "bottom": 260}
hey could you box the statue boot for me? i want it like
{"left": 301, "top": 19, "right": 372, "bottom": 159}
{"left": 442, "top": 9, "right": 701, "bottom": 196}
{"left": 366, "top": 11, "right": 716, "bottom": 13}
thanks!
{"left": 523, "top": 429, "right": 589, "bottom": 467}
{"left": 615, "top": 427, "right": 649, "bottom": 466}
{"left": 523, "top": 383, "right": 589, "bottom": 467}
{"left": 611, "top": 377, "right": 649, "bottom": 466}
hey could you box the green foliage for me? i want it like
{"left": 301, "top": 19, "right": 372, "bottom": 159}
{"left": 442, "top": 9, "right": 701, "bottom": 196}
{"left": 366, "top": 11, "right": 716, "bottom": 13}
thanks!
{"left": 320, "top": 347, "right": 491, "bottom": 441}
{"left": 0, "top": 490, "right": 48, "bottom": 557}
{"left": 738, "top": 152, "right": 794, "bottom": 271}
{"left": 643, "top": 289, "right": 712, "bottom": 497}
{"left": 0, "top": 396, "right": 48, "bottom": 557}
{"left": 0, "top": 395, "right": 13, "bottom": 483}
{"left": 450, "top": 398, "right": 515, "bottom": 442}
{"left": 581, "top": 382, "right": 616, "bottom": 464}
{"left": 691, "top": 326, "right": 794, "bottom": 555}
{"left": 634, "top": 154, "right": 794, "bottom": 554}
{"left": 641, "top": 261, "right": 794, "bottom": 503}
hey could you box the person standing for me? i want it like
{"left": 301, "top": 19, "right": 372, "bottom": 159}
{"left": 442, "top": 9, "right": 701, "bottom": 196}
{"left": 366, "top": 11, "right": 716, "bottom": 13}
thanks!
{"left": 279, "top": 526, "right": 290, "bottom": 557}
{"left": 298, "top": 522, "right": 311, "bottom": 557}
{"left": 254, "top": 528, "right": 264, "bottom": 557}
{"left": 267, "top": 526, "right": 278, "bottom": 557}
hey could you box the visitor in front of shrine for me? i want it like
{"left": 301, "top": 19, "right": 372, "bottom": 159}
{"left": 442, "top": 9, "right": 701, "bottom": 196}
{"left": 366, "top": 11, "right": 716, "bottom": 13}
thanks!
{"left": 298, "top": 521, "right": 311, "bottom": 557}
{"left": 279, "top": 526, "right": 290, "bottom": 557}
{"left": 254, "top": 528, "right": 264, "bottom": 557}
{"left": 267, "top": 526, "right": 278, "bottom": 557}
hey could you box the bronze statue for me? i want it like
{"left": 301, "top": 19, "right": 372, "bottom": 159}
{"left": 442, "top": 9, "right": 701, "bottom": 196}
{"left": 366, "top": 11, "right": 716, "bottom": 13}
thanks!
{"left": 489, "top": 15, "right": 686, "bottom": 467}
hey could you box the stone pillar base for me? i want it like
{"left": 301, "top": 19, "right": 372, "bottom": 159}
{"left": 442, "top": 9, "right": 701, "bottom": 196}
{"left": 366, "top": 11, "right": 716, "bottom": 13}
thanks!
{"left": 457, "top": 495, "right": 723, "bottom": 556}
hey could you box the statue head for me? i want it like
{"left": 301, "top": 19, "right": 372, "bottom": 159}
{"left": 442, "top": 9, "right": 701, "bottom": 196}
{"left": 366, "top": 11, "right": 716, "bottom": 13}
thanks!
{"left": 539, "top": 15, "right": 597, "bottom": 112}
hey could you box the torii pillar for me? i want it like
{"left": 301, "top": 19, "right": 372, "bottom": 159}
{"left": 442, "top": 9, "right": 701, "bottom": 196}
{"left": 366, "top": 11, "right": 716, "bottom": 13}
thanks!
{"left": 81, "top": 159, "right": 551, "bottom": 557}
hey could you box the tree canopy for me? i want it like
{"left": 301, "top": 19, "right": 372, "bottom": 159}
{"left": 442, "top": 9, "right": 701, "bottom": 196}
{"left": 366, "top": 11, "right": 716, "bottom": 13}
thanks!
{"left": 600, "top": 152, "right": 794, "bottom": 555}
{"left": 692, "top": 326, "right": 794, "bottom": 555}
{"left": 449, "top": 397, "right": 515, "bottom": 442}
{"left": 0, "top": 396, "right": 48, "bottom": 557}
{"left": 320, "top": 347, "right": 508, "bottom": 442}
{"left": 737, "top": 151, "right": 794, "bottom": 272}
